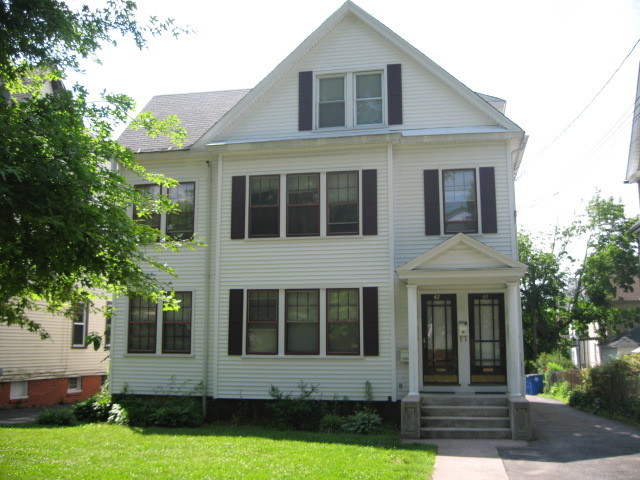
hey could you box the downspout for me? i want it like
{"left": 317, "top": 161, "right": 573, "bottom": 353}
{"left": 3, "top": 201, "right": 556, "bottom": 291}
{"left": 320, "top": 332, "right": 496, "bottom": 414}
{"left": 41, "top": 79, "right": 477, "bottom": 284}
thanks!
{"left": 202, "top": 159, "right": 214, "bottom": 417}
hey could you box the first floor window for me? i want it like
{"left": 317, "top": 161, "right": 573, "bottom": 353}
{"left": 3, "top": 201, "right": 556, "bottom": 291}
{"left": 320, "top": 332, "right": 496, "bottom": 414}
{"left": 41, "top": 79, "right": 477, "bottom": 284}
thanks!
{"left": 162, "top": 292, "right": 193, "bottom": 354}
{"left": 287, "top": 173, "right": 320, "bottom": 236}
{"left": 327, "top": 171, "right": 359, "bottom": 235}
{"left": 10, "top": 381, "right": 28, "bottom": 400}
{"left": 443, "top": 169, "right": 478, "bottom": 234}
{"left": 67, "top": 377, "right": 82, "bottom": 392}
{"left": 326, "top": 289, "right": 360, "bottom": 355}
{"left": 167, "top": 182, "right": 195, "bottom": 239}
{"left": 72, "top": 303, "right": 88, "bottom": 348}
{"left": 249, "top": 176, "right": 280, "bottom": 237}
{"left": 128, "top": 296, "right": 157, "bottom": 353}
{"left": 247, "top": 290, "right": 278, "bottom": 354}
{"left": 285, "top": 290, "right": 319, "bottom": 354}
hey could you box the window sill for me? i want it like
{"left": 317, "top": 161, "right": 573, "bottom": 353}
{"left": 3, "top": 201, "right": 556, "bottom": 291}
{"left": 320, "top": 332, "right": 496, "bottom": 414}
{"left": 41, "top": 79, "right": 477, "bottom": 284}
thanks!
{"left": 123, "top": 353, "right": 195, "bottom": 358}
{"left": 240, "top": 354, "right": 363, "bottom": 359}
{"left": 243, "top": 234, "right": 364, "bottom": 241}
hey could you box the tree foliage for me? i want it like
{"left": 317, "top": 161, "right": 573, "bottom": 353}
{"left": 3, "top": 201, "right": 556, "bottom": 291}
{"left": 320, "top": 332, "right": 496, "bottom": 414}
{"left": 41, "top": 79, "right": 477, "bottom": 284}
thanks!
{"left": 519, "top": 194, "right": 640, "bottom": 361}
{"left": 0, "top": 0, "right": 191, "bottom": 338}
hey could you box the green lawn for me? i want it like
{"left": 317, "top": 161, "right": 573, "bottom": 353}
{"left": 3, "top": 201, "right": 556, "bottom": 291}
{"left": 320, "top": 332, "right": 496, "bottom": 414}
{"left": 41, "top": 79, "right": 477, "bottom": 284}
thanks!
{"left": 0, "top": 423, "right": 436, "bottom": 479}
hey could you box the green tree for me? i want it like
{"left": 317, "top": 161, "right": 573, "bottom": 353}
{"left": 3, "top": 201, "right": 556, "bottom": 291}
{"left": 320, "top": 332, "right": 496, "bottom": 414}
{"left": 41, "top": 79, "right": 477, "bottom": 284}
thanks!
{"left": 0, "top": 0, "right": 190, "bottom": 339}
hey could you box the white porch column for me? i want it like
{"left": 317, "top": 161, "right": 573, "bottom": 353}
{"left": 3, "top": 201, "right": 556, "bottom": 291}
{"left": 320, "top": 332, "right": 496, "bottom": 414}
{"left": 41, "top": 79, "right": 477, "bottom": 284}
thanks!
{"left": 407, "top": 284, "right": 420, "bottom": 395}
{"left": 506, "top": 282, "right": 524, "bottom": 396}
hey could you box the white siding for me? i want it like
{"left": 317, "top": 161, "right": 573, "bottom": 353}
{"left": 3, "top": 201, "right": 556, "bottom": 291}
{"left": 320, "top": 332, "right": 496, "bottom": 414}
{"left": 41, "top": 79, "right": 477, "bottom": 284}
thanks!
{"left": 214, "top": 145, "right": 395, "bottom": 400}
{"left": 0, "top": 301, "right": 109, "bottom": 381}
{"left": 217, "top": 14, "right": 493, "bottom": 142}
{"left": 110, "top": 151, "right": 214, "bottom": 395}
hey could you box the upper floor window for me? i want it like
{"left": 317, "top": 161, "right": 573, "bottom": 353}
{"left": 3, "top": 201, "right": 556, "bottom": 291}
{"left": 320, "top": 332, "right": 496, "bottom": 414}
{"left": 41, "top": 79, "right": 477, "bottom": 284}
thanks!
{"left": 287, "top": 173, "right": 320, "bottom": 236}
{"left": 133, "top": 184, "right": 161, "bottom": 230}
{"left": 133, "top": 182, "right": 195, "bottom": 241}
{"left": 327, "top": 171, "right": 359, "bottom": 235}
{"left": 71, "top": 302, "right": 88, "bottom": 348}
{"left": 442, "top": 169, "right": 478, "bottom": 234}
{"left": 317, "top": 72, "right": 383, "bottom": 129}
{"left": 249, "top": 176, "right": 279, "bottom": 238}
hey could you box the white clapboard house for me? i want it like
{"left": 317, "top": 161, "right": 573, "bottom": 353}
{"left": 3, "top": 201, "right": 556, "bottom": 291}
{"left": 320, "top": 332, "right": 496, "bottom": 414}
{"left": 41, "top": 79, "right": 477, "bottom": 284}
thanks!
{"left": 112, "top": 1, "right": 530, "bottom": 439}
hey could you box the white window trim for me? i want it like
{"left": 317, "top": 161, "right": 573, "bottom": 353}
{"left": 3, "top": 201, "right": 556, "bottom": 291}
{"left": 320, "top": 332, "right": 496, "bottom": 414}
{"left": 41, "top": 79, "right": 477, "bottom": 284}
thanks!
{"left": 72, "top": 303, "right": 88, "bottom": 348}
{"left": 67, "top": 377, "right": 82, "bottom": 393}
{"left": 10, "top": 381, "right": 28, "bottom": 400}
{"left": 439, "top": 167, "right": 483, "bottom": 236}
{"left": 315, "top": 70, "right": 385, "bottom": 130}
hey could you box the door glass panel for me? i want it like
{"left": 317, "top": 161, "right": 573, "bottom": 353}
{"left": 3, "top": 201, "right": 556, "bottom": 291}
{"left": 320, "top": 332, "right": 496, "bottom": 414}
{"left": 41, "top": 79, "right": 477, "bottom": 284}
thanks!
{"left": 469, "top": 294, "right": 506, "bottom": 384}
{"left": 422, "top": 294, "right": 458, "bottom": 384}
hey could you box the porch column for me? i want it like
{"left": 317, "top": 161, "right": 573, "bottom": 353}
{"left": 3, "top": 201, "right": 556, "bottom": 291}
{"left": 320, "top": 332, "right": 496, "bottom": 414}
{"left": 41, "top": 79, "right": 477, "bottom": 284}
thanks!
{"left": 407, "top": 284, "right": 420, "bottom": 395}
{"left": 506, "top": 282, "right": 524, "bottom": 396}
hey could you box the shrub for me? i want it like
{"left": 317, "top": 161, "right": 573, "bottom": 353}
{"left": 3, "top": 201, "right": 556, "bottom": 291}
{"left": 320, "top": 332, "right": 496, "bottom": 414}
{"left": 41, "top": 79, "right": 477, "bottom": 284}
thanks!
{"left": 535, "top": 350, "right": 575, "bottom": 374}
{"left": 73, "top": 383, "right": 112, "bottom": 422}
{"left": 36, "top": 408, "right": 76, "bottom": 426}
{"left": 319, "top": 413, "right": 345, "bottom": 433}
{"left": 108, "top": 403, "right": 129, "bottom": 425}
{"left": 267, "top": 382, "right": 322, "bottom": 431}
{"left": 342, "top": 410, "right": 382, "bottom": 434}
{"left": 111, "top": 395, "right": 203, "bottom": 428}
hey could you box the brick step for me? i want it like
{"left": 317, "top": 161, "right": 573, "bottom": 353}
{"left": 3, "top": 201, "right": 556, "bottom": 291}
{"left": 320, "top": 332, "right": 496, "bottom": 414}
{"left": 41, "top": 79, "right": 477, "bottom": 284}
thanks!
{"left": 422, "top": 416, "right": 510, "bottom": 429}
{"left": 421, "top": 405, "right": 509, "bottom": 417}
{"left": 421, "top": 427, "right": 512, "bottom": 440}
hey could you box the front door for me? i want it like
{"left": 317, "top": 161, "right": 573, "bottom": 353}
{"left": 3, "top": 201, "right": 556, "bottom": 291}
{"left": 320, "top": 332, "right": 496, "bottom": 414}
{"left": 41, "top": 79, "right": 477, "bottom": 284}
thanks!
{"left": 422, "top": 294, "right": 458, "bottom": 384}
{"left": 469, "top": 293, "right": 506, "bottom": 384}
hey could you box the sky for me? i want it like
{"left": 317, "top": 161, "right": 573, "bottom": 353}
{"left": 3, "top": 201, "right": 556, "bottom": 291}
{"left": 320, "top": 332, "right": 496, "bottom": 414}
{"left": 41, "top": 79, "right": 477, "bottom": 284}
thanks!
{"left": 70, "top": 0, "right": 640, "bottom": 236}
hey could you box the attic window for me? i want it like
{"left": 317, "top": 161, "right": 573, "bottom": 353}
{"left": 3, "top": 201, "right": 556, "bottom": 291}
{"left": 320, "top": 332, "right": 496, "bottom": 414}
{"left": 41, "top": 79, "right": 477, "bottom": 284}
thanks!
{"left": 317, "top": 72, "right": 383, "bottom": 129}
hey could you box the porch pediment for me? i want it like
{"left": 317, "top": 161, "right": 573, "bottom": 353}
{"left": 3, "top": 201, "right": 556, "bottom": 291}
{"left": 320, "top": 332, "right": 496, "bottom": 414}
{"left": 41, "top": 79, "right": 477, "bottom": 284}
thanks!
{"left": 397, "top": 234, "right": 527, "bottom": 285}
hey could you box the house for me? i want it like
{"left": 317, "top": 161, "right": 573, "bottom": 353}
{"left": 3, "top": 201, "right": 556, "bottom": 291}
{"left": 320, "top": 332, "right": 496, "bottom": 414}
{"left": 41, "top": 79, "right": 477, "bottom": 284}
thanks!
{"left": 599, "top": 326, "right": 640, "bottom": 362}
{"left": 112, "top": 1, "right": 530, "bottom": 439}
{"left": 0, "top": 301, "right": 109, "bottom": 408}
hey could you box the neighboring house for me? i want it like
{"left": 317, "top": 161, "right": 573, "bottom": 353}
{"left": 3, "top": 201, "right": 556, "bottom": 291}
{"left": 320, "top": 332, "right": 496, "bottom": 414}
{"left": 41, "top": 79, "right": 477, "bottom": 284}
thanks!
{"left": 112, "top": 1, "right": 530, "bottom": 439}
{"left": 0, "top": 301, "right": 109, "bottom": 408}
{"left": 599, "top": 326, "right": 640, "bottom": 362}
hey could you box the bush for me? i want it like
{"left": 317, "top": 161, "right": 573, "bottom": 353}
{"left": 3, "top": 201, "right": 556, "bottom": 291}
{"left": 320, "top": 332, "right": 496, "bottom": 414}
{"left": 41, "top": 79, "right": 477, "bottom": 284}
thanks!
{"left": 342, "top": 410, "right": 382, "bottom": 434}
{"left": 319, "top": 413, "right": 345, "bottom": 433}
{"left": 111, "top": 394, "right": 203, "bottom": 428}
{"left": 267, "top": 382, "right": 322, "bottom": 431}
{"left": 73, "top": 384, "right": 112, "bottom": 422}
{"left": 108, "top": 403, "right": 129, "bottom": 425}
{"left": 535, "top": 350, "right": 575, "bottom": 374}
{"left": 36, "top": 408, "right": 76, "bottom": 426}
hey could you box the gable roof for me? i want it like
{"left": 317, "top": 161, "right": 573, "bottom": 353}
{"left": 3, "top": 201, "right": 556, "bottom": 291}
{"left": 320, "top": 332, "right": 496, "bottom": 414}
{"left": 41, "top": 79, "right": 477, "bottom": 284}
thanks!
{"left": 601, "top": 326, "right": 640, "bottom": 348}
{"left": 118, "top": 89, "right": 249, "bottom": 153}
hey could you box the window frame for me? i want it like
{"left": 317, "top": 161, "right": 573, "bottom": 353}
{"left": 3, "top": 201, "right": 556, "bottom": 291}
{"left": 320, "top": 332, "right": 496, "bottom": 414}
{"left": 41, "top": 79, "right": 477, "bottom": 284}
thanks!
{"left": 286, "top": 173, "right": 320, "bottom": 237}
{"left": 67, "top": 377, "right": 82, "bottom": 393}
{"left": 326, "top": 288, "right": 361, "bottom": 356}
{"left": 249, "top": 175, "right": 280, "bottom": 238}
{"left": 9, "top": 381, "right": 28, "bottom": 400}
{"left": 354, "top": 72, "right": 384, "bottom": 126}
{"left": 166, "top": 182, "right": 196, "bottom": 240}
{"left": 442, "top": 168, "right": 479, "bottom": 235}
{"left": 162, "top": 292, "right": 193, "bottom": 354}
{"left": 133, "top": 184, "right": 161, "bottom": 232}
{"left": 326, "top": 171, "right": 360, "bottom": 236}
{"left": 104, "top": 300, "right": 112, "bottom": 350}
{"left": 127, "top": 296, "right": 158, "bottom": 354}
{"left": 246, "top": 290, "right": 279, "bottom": 355}
{"left": 71, "top": 302, "right": 88, "bottom": 349}
{"left": 285, "top": 289, "right": 320, "bottom": 355}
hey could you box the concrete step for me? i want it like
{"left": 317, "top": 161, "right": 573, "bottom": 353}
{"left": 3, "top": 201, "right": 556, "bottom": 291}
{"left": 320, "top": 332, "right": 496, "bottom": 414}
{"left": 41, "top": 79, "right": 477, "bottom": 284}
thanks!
{"left": 421, "top": 427, "right": 512, "bottom": 440}
{"left": 422, "top": 416, "right": 511, "bottom": 429}
{"left": 421, "top": 395, "right": 507, "bottom": 407}
{"left": 422, "top": 405, "right": 509, "bottom": 417}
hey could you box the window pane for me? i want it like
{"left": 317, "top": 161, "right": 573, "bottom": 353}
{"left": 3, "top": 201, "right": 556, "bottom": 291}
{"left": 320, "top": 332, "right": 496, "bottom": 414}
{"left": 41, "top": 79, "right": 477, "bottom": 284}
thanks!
{"left": 328, "top": 323, "right": 359, "bottom": 354}
{"left": 319, "top": 102, "right": 345, "bottom": 128}
{"left": 250, "top": 176, "right": 279, "bottom": 237}
{"left": 167, "top": 182, "right": 195, "bottom": 240}
{"left": 134, "top": 184, "right": 161, "bottom": 231}
{"left": 247, "top": 324, "right": 278, "bottom": 354}
{"left": 327, "top": 288, "right": 359, "bottom": 355}
{"left": 286, "top": 290, "right": 319, "bottom": 354}
{"left": 319, "top": 77, "right": 344, "bottom": 101}
{"left": 327, "top": 172, "right": 359, "bottom": 235}
{"left": 72, "top": 303, "right": 86, "bottom": 347}
{"left": 250, "top": 176, "right": 279, "bottom": 206}
{"left": 128, "top": 296, "right": 157, "bottom": 353}
{"left": 356, "top": 74, "right": 382, "bottom": 99}
{"left": 287, "top": 174, "right": 319, "bottom": 236}
{"left": 356, "top": 99, "right": 383, "bottom": 125}
{"left": 443, "top": 170, "right": 477, "bottom": 234}
{"left": 162, "top": 292, "right": 192, "bottom": 354}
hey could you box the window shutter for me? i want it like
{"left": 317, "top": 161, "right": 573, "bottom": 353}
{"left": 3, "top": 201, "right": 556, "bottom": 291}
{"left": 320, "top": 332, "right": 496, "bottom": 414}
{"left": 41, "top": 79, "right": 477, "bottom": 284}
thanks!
{"left": 479, "top": 167, "right": 497, "bottom": 233}
{"left": 424, "top": 169, "right": 441, "bottom": 235}
{"left": 228, "top": 289, "right": 244, "bottom": 355}
{"left": 231, "top": 176, "right": 246, "bottom": 239}
{"left": 362, "top": 169, "right": 377, "bottom": 235}
{"left": 387, "top": 64, "right": 403, "bottom": 125}
{"left": 363, "top": 287, "right": 379, "bottom": 356}
{"left": 298, "top": 71, "right": 313, "bottom": 131}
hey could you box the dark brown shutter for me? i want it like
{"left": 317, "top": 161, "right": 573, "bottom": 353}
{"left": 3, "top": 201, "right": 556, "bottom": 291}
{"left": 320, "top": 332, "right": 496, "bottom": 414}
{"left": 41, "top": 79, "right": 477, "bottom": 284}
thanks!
{"left": 231, "top": 176, "right": 246, "bottom": 239}
{"left": 363, "top": 287, "right": 379, "bottom": 356}
{"left": 228, "top": 289, "right": 244, "bottom": 355}
{"left": 424, "top": 169, "right": 440, "bottom": 235}
{"left": 479, "top": 167, "right": 497, "bottom": 233}
{"left": 362, "top": 169, "right": 377, "bottom": 235}
{"left": 299, "top": 71, "right": 313, "bottom": 131}
{"left": 387, "top": 64, "right": 403, "bottom": 125}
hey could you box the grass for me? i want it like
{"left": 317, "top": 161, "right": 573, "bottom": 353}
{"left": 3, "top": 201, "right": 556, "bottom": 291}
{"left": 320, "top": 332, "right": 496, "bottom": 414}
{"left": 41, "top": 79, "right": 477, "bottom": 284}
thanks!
{"left": 0, "top": 423, "right": 436, "bottom": 479}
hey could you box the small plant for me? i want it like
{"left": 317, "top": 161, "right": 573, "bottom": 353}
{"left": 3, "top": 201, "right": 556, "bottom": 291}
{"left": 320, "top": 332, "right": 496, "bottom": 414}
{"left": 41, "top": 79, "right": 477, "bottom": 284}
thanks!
{"left": 73, "top": 381, "right": 112, "bottom": 422}
{"left": 107, "top": 403, "right": 129, "bottom": 425}
{"left": 267, "top": 382, "right": 321, "bottom": 430}
{"left": 342, "top": 410, "right": 382, "bottom": 434}
{"left": 36, "top": 408, "right": 76, "bottom": 426}
{"left": 319, "top": 413, "right": 345, "bottom": 433}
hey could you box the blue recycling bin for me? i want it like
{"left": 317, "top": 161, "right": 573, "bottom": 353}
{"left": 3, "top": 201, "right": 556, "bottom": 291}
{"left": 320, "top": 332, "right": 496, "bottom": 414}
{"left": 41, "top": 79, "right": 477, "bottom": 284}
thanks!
{"left": 525, "top": 374, "right": 544, "bottom": 395}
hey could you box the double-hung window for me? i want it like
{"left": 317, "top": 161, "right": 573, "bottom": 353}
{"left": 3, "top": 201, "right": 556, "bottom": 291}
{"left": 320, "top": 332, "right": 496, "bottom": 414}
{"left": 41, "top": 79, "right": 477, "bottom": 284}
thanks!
{"left": 133, "top": 184, "right": 161, "bottom": 230}
{"left": 285, "top": 290, "right": 319, "bottom": 354}
{"left": 128, "top": 296, "right": 157, "bottom": 353}
{"left": 71, "top": 303, "right": 88, "bottom": 348}
{"left": 326, "top": 289, "right": 360, "bottom": 355}
{"left": 287, "top": 174, "right": 320, "bottom": 236}
{"left": 162, "top": 292, "right": 192, "bottom": 354}
{"left": 246, "top": 290, "right": 278, "bottom": 354}
{"left": 133, "top": 182, "right": 195, "bottom": 240}
{"left": 442, "top": 169, "right": 478, "bottom": 234}
{"left": 318, "top": 72, "right": 383, "bottom": 128}
{"left": 249, "top": 176, "right": 279, "bottom": 237}
{"left": 327, "top": 171, "right": 359, "bottom": 235}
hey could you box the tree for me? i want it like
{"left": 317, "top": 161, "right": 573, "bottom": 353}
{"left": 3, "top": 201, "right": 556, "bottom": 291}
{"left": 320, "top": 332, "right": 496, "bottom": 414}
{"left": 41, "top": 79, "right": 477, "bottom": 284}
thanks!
{"left": 519, "top": 194, "right": 640, "bottom": 362}
{"left": 0, "top": 0, "right": 190, "bottom": 339}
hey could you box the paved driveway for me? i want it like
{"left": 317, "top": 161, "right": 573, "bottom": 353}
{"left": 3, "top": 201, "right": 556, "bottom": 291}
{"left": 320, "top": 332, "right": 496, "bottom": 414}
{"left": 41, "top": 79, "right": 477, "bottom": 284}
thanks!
{"left": 499, "top": 396, "right": 640, "bottom": 480}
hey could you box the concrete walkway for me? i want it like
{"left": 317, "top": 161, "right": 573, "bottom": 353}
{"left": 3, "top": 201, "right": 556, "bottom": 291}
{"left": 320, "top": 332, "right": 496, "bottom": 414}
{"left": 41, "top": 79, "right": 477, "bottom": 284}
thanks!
{"left": 0, "top": 404, "right": 71, "bottom": 426}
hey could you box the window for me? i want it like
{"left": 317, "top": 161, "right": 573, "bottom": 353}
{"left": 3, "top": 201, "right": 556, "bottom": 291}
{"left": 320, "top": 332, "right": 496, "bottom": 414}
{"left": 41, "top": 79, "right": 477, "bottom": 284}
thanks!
{"left": 133, "top": 184, "right": 161, "bottom": 230}
{"left": 10, "top": 381, "right": 28, "bottom": 400}
{"left": 162, "top": 292, "right": 192, "bottom": 354}
{"left": 67, "top": 377, "right": 82, "bottom": 393}
{"left": 317, "top": 72, "right": 383, "bottom": 129}
{"left": 246, "top": 290, "right": 278, "bottom": 354}
{"left": 167, "top": 182, "right": 195, "bottom": 239}
{"left": 286, "top": 290, "right": 319, "bottom": 354}
{"left": 355, "top": 73, "right": 383, "bottom": 125}
{"left": 72, "top": 303, "right": 88, "bottom": 348}
{"left": 442, "top": 169, "right": 478, "bottom": 234}
{"left": 249, "top": 176, "right": 279, "bottom": 237}
{"left": 318, "top": 76, "right": 345, "bottom": 128}
{"left": 104, "top": 301, "right": 112, "bottom": 350}
{"left": 327, "top": 171, "right": 359, "bottom": 235}
{"left": 128, "top": 296, "right": 157, "bottom": 353}
{"left": 287, "top": 174, "right": 320, "bottom": 236}
{"left": 327, "top": 289, "right": 360, "bottom": 355}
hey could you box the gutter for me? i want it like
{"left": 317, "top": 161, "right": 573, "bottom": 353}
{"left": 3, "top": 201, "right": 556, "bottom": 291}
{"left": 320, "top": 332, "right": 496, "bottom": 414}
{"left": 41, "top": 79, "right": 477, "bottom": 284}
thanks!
{"left": 202, "top": 159, "right": 214, "bottom": 417}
